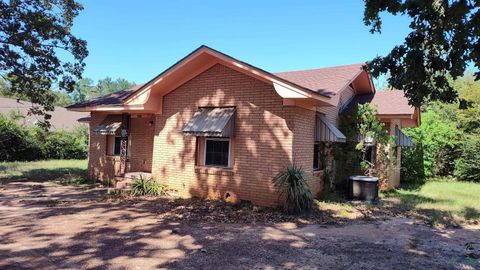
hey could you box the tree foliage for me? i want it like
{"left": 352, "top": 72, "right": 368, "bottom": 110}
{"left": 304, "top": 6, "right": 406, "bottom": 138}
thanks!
{"left": 0, "top": 0, "right": 88, "bottom": 125}
{"left": 71, "top": 76, "right": 136, "bottom": 103}
{"left": 334, "top": 103, "right": 395, "bottom": 189}
{"left": 363, "top": 0, "right": 480, "bottom": 106}
{"left": 0, "top": 76, "right": 136, "bottom": 108}
{"left": 0, "top": 113, "right": 87, "bottom": 161}
{"left": 401, "top": 74, "right": 480, "bottom": 182}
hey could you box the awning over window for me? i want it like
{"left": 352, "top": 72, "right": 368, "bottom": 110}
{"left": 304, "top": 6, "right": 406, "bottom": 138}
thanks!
{"left": 395, "top": 126, "right": 415, "bottom": 147}
{"left": 315, "top": 114, "right": 346, "bottom": 143}
{"left": 93, "top": 115, "right": 122, "bottom": 135}
{"left": 182, "top": 107, "right": 235, "bottom": 137}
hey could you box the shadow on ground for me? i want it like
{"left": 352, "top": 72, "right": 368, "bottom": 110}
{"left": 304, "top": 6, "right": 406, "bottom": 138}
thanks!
{"left": 0, "top": 174, "right": 479, "bottom": 269}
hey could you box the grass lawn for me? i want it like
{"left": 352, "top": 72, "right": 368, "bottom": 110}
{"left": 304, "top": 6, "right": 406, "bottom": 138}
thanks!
{"left": 382, "top": 180, "right": 480, "bottom": 225}
{"left": 318, "top": 179, "right": 480, "bottom": 226}
{"left": 0, "top": 159, "right": 88, "bottom": 184}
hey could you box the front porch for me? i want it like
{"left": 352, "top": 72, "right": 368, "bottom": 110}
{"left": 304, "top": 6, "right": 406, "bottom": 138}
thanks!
{"left": 90, "top": 113, "right": 156, "bottom": 187}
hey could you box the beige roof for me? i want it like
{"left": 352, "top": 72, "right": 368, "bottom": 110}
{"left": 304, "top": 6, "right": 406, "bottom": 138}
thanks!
{"left": 341, "top": 91, "right": 415, "bottom": 116}
{"left": 0, "top": 97, "right": 89, "bottom": 131}
{"left": 274, "top": 63, "right": 365, "bottom": 96}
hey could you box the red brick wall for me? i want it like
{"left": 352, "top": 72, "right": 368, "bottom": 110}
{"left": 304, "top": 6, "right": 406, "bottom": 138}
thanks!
{"left": 88, "top": 113, "right": 120, "bottom": 182}
{"left": 151, "top": 64, "right": 300, "bottom": 206}
{"left": 291, "top": 106, "right": 323, "bottom": 196}
{"left": 128, "top": 115, "right": 155, "bottom": 172}
{"left": 88, "top": 113, "right": 155, "bottom": 181}
{"left": 88, "top": 64, "right": 324, "bottom": 206}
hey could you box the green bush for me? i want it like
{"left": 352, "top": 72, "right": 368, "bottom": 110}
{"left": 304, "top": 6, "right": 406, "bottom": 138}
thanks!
{"left": 131, "top": 176, "right": 167, "bottom": 196}
{"left": 273, "top": 164, "right": 313, "bottom": 214}
{"left": 0, "top": 114, "right": 88, "bottom": 161}
{"left": 400, "top": 110, "right": 461, "bottom": 181}
{"left": 454, "top": 136, "right": 480, "bottom": 182}
{"left": 0, "top": 114, "right": 41, "bottom": 161}
{"left": 42, "top": 129, "right": 88, "bottom": 159}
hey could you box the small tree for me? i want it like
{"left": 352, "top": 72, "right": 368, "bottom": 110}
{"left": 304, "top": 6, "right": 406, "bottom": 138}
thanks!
{"left": 354, "top": 104, "right": 395, "bottom": 176}
{"left": 334, "top": 103, "right": 395, "bottom": 190}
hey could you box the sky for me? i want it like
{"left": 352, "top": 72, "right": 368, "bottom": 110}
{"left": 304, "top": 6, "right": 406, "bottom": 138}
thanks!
{"left": 72, "top": 1, "right": 412, "bottom": 86}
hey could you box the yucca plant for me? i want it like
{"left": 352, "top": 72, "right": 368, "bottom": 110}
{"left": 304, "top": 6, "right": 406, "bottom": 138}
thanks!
{"left": 130, "top": 175, "right": 167, "bottom": 197}
{"left": 273, "top": 164, "right": 313, "bottom": 214}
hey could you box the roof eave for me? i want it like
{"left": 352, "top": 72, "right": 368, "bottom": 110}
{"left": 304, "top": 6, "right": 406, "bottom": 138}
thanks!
{"left": 123, "top": 45, "right": 332, "bottom": 105}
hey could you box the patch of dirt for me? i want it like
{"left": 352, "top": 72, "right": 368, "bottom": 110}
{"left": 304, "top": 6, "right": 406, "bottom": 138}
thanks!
{"left": 0, "top": 180, "right": 479, "bottom": 270}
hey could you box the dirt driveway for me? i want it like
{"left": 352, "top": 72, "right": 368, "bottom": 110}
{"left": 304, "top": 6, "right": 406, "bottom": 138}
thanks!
{"left": 1, "top": 180, "right": 479, "bottom": 270}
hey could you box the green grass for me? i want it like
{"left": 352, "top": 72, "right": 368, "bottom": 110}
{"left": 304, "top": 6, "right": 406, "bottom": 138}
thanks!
{"left": 382, "top": 179, "right": 480, "bottom": 224}
{"left": 315, "top": 179, "right": 480, "bottom": 226}
{"left": 0, "top": 159, "right": 89, "bottom": 184}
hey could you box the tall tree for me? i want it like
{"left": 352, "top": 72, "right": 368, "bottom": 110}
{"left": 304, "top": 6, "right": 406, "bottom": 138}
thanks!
{"left": 363, "top": 0, "right": 480, "bottom": 106}
{"left": 71, "top": 77, "right": 136, "bottom": 103}
{"left": 0, "top": 0, "right": 88, "bottom": 126}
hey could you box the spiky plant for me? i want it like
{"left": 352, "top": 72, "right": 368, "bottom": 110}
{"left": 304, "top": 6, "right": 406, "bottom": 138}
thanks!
{"left": 273, "top": 164, "right": 313, "bottom": 214}
{"left": 130, "top": 175, "right": 167, "bottom": 197}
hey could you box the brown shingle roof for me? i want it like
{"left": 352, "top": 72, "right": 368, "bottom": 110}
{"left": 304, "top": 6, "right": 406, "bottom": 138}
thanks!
{"left": 274, "top": 63, "right": 365, "bottom": 96}
{"left": 67, "top": 84, "right": 144, "bottom": 109}
{"left": 341, "top": 91, "right": 415, "bottom": 115}
{"left": 0, "top": 97, "right": 89, "bottom": 131}
{"left": 68, "top": 63, "right": 365, "bottom": 109}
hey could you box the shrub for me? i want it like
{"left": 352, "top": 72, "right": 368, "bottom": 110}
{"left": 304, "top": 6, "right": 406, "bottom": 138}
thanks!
{"left": 0, "top": 114, "right": 41, "bottom": 161}
{"left": 401, "top": 110, "right": 461, "bottom": 180}
{"left": 454, "top": 136, "right": 480, "bottom": 182}
{"left": 131, "top": 175, "right": 167, "bottom": 196}
{"left": 273, "top": 164, "right": 313, "bottom": 214}
{"left": 0, "top": 113, "right": 88, "bottom": 161}
{"left": 41, "top": 129, "right": 88, "bottom": 159}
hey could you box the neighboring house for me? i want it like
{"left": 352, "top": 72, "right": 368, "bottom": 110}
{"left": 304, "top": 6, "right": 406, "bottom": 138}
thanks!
{"left": 0, "top": 97, "right": 89, "bottom": 131}
{"left": 67, "top": 46, "right": 419, "bottom": 206}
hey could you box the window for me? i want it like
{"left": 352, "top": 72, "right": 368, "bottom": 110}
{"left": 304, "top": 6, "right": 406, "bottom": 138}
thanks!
{"left": 113, "top": 136, "right": 122, "bottom": 155}
{"left": 107, "top": 135, "right": 127, "bottom": 156}
{"left": 364, "top": 145, "right": 376, "bottom": 164}
{"left": 313, "top": 142, "right": 326, "bottom": 171}
{"left": 205, "top": 138, "right": 230, "bottom": 167}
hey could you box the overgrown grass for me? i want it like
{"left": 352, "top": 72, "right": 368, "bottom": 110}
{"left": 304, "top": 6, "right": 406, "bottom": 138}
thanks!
{"left": 315, "top": 178, "right": 480, "bottom": 226}
{"left": 382, "top": 179, "right": 480, "bottom": 224}
{"left": 0, "top": 159, "right": 89, "bottom": 185}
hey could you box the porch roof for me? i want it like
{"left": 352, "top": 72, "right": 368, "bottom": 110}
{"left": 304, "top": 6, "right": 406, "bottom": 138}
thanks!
{"left": 93, "top": 115, "right": 123, "bottom": 135}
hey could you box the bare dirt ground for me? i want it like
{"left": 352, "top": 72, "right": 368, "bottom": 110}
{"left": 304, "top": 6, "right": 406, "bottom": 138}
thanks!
{"left": 1, "top": 179, "right": 479, "bottom": 270}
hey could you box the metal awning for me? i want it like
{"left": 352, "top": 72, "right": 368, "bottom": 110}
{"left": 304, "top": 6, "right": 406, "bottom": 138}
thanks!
{"left": 315, "top": 114, "right": 346, "bottom": 143}
{"left": 395, "top": 126, "right": 415, "bottom": 147}
{"left": 182, "top": 107, "right": 235, "bottom": 137}
{"left": 93, "top": 115, "right": 122, "bottom": 135}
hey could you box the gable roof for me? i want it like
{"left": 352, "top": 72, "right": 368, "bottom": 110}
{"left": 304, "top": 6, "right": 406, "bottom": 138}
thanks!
{"left": 341, "top": 91, "right": 415, "bottom": 115}
{"left": 0, "top": 97, "right": 89, "bottom": 131}
{"left": 274, "top": 63, "right": 365, "bottom": 96}
{"left": 67, "top": 46, "right": 372, "bottom": 110}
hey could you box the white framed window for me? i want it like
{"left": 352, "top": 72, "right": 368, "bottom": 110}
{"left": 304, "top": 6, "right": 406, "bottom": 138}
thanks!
{"left": 204, "top": 137, "right": 231, "bottom": 167}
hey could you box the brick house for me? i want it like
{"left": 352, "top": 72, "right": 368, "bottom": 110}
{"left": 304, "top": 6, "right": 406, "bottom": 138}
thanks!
{"left": 68, "top": 46, "right": 419, "bottom": 206}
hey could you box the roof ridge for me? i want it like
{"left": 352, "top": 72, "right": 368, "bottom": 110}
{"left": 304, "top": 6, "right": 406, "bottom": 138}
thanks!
{"left": 274, "top": 62, "right": 365, "bottom": 74}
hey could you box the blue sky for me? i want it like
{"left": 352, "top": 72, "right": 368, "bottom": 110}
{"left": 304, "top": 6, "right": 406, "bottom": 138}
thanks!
{"left": 73, "top": 1, "right": 411, "bottom": 85}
